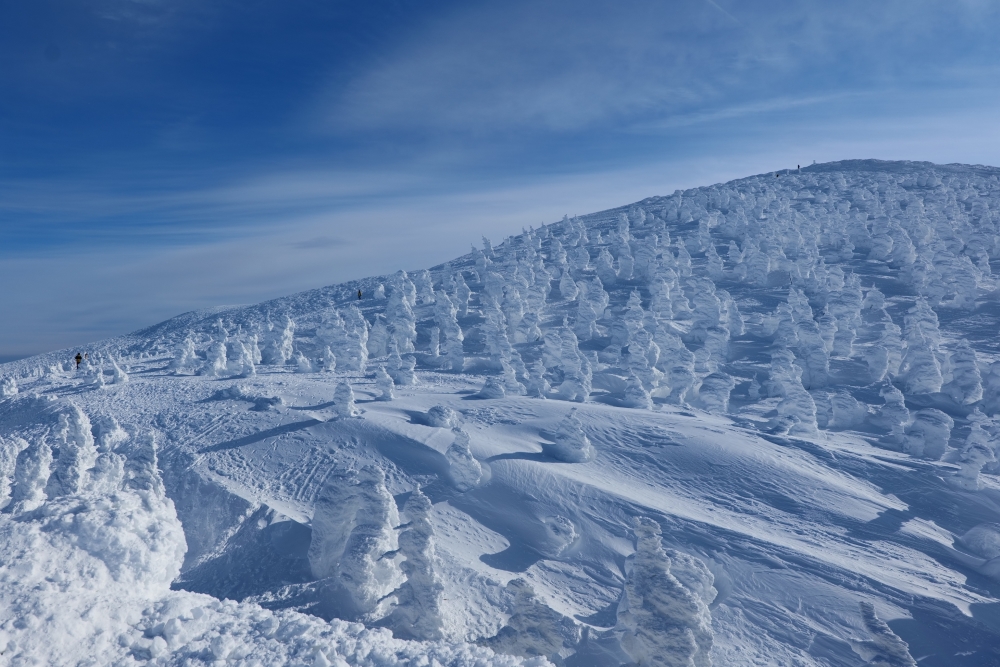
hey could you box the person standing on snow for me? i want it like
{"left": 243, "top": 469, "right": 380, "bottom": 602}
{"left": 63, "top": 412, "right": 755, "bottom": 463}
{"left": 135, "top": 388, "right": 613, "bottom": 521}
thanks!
{"left": 75, "top": 353, "right": 82, "bottom": 368}
{"left": 358, "top": 289, "right": 362, "bottom": 300}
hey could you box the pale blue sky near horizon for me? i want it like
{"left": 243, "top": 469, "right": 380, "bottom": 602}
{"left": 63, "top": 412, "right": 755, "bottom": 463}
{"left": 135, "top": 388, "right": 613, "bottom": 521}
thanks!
{"left": 3, "top": 0, "right": 1000, "bottom": 361}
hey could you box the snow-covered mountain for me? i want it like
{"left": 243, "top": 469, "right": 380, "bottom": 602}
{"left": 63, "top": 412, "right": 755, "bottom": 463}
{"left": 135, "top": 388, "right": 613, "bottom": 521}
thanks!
{"left": 3, "top": 159, "right": 1000, "bottom": 666}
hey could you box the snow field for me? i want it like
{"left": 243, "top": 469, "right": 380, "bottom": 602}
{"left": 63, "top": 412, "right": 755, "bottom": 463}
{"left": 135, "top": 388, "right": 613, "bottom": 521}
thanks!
{"left": 4, "top": 160, "right": 1000, "bottom": 665}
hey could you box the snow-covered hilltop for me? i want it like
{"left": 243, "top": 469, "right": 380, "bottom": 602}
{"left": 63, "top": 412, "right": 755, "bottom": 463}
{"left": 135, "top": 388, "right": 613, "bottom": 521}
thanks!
{"left": 3, "top": 159, "right": 1000, "bottom": 666}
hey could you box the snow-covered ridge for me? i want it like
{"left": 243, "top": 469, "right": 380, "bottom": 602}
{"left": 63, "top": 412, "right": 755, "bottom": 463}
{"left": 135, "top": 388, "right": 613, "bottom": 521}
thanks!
{"left": 3, "top": 159, "right": 1000, "bottom": 665}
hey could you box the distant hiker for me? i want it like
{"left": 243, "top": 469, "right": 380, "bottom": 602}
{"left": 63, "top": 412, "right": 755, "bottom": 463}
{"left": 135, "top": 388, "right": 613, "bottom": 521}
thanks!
{"left": 797, "top": 164, "right": 801, "bottom": 172}
{"left": 75, "top": 353, "right": 82, "bottom": 369}
{"left": 358, "top": 289, "right": 362, "bottom": 300}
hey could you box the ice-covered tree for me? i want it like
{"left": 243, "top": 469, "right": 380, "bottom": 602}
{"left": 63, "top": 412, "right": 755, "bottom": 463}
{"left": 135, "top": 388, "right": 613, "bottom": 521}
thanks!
{"left": 617, "top": 517, "right": 715, "bottom": 667}
{"left": 321, "top": 346, "right": 337, "bottom": 372}
{"left": 170, "top": 334, "right": 199, "bottom": 374}
{"left": 333, "top": 382, "right": 359, "bottom": 418}
{"left": 551, "top": 408, "right": 594, "bottom": 462}
{"left": 199, "top": 340, "right": 230, "bottom": 377}
{"left": 110, "top": 359, "right": 129, "bottom": 384}
{"left": 899, "top": 299, "right": 944, "bottom": 395}
{"left": 694, "top": 373, "right": 736, "bottom": 415}
{"left": 262, "top": 316, "right": 295, "bottom": 365}
{"left": 386, "top": 488, "right": 444, "bottom": 641}
{"left": 0, "top": 435, "right": 27, "bottom": 506}
{"left": 446, "top": 428, "right": 482, "bottom": 491}
{"left": 307, "top": 466, "right": 402, "bottom": 621}
{"left": 954, "top": 410, "right": 996, "bottom": 490}
{"left": 0, "top": 376, "right": 17, "bottom": 398}
{"left": 8, "top": 434, "right": 53, "bottom": 513}
{"left": 375, "top": 365, "right": 395, "bottom": 401}
{"left": 367, "top": 314, "right": 391, "bottom": 358}
{"left": 45, "top": 405, "right": 98, "bottom": 498}
{"left": 942, "top": 339, "right": 983, "bottom": 405}
{"left": 293, "top": 352, "right": 313, "bottom": 373}
{"left": 903, "top": 408, "right": 953, "bottom": 460}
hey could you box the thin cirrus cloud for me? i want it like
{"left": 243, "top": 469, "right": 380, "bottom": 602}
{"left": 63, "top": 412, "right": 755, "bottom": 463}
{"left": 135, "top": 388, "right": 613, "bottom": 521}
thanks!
{"left": 321, "top": 0, "right": 1000, "bottom": 137}
{"left": 2, "top": 0, "right": 1000, "bottom": 360}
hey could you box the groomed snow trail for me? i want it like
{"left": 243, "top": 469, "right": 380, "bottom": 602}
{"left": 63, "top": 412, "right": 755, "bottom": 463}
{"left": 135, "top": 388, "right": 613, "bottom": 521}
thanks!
{"left": 4, "top": 160, "right": 1000, "bottom": 665}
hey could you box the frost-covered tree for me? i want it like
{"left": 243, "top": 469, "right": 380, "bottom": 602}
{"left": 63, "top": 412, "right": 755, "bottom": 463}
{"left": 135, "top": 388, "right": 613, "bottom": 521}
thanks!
{"left": 694, "top": 373, "right": 736, "bottom": 415}
{"left": 321, "top": 346, "right": 337, "bottom": 372}
{"left": 617, "top": 517, "right": 715, "bottom": 667}
{"left": 262, "top": 316, "right": 295, "bottom": 365}
{"left": 426, "top": 405, "right": 460, "bottom": 428}
{"left": 367, "top": 314, "right": 391, "bottom": 358}
{"left": 954, "top": 410, "right": 996, "bottom": 490}
{"left": 288, "top": 351, "right": 308, "bottom": 373}
{"left": 170, "top": 334, "right": 199, "bottom": 374}
{"left": 230, "top": 340, "right": 257, "bottom": 377}
{"left": 0, "top": 435, "right": 28, "bottom": 506}
{"left": 624, "top": 372, "right": 654, "bottom": 410}
{"left": 551, "top": 408, "right": 594, "bottom": 462}
{"left": 899, "top": 299, "right": 944, "bottom": 395}
{"left": 110, "top": 359, "right": 129, "bottom": 384}
{"left": 8, "top": 434, "right": 53, "bottom": 513}
{"left": 434, "top": 290, "right": 465, "bottom": 371}
{"left": 942, "top": 339, "right": 983, "bottom": 405}
{"left": 447, "top": 428, "right": 482, "bottom": 491}
{"left": 575, "top": 276, "right": 609, "bottom": 341}
{"left": 334, "top": 382, "right": 359, "bottom": 418}
{"left": 375, "top": 365, "right": 395, "bottom": 401}
{"left": 903, "top": 408, "right": 953, "bottom": 460}
{"left": 308, "top": 466, "right": 402, "bottom": 621}
{"left": 453, "top": 272, "right": 472, "bottom": 316}
{"left": 201, "top": 340, "right": 229, "bottom": 377}
{"left": 386, "top": 281, "right": 418, "bottom": 353}
{"left": 386, "top": 488, "right": 444, "bottom": 641}
{"left": 768, "top": 349, "right": 818, "bottom": 435}
{"left": 0, "top": 376, "right": 17, "bottom": 398}
{"left": 45, "top": 405, "right": 98, "bottom": 498}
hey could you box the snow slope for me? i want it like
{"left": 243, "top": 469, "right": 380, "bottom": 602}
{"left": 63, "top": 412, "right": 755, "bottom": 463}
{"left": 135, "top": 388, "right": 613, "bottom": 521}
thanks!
{"left": 4, "top": 160, "right": 1000, "bottom": 666}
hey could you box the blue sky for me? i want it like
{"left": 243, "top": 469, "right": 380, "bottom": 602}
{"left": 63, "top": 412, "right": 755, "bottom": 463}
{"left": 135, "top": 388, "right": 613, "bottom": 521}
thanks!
{"left": 3, "top": 0, "right": 1000, "bottom": 360}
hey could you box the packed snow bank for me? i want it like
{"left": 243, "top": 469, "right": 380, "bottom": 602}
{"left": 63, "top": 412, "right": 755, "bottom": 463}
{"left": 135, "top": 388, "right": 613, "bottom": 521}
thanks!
{"left": 0, "top": 399, "right": 548, "bottom": 666}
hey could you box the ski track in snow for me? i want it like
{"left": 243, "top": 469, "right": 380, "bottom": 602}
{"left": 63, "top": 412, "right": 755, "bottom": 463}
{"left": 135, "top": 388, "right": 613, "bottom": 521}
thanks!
{"left": 4, "top": 160, "right": 1000, "bottom": 665}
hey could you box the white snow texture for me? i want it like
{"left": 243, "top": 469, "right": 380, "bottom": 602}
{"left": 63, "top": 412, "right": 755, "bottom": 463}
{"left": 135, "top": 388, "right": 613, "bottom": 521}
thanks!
{"left": 4, "top": 160, "right": 1000, "bottom": 666}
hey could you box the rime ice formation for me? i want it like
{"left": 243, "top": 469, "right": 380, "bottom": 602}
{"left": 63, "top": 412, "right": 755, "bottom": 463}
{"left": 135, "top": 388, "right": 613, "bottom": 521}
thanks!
{"left": 170, "top": 335, "right": 199, "bottom": 374}
{"left": 386, "top": 488, "right": 444, "bottom": 641}
{"left": 954, "top": 411, "right": 997, "bottom": 490}
{"left": 374, "top": 365, "right": 395, "bottom": 401}
{"left": 8, "top": 160, "right": 1000, "bottom": 664}
{"left": 425, "top": 404, "right": 460, "bottom": 428}
{"left": 202, "top": 339, "right": 228, "bottom": 377}
{"left": 45, "top": 404, "right": 98, "bottom": 498}
{"left": 617, "top": 518, "right": 715, "bottom": 667}
{"left": 333, "top": 381, "right": 359, "bottom": 418}
{"left": 903, "top": 408, "right": 953, "bottom": 460}
{"left": 550, "top": 408, "right": 593, "bottom": 462}
{"left": 263, "top": 316, "right": 296, "bottom": 365}
{"left": 308, "top": 466, "right": 402, "bottom": 621}
{"left": 446, "top": 428, "right": 482, "bottom": 491}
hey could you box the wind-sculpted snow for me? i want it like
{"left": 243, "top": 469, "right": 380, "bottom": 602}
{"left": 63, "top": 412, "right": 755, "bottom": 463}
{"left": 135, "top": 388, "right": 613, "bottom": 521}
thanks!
{"left": 6, "top": 160, "right": 1000, "bottom": 665}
